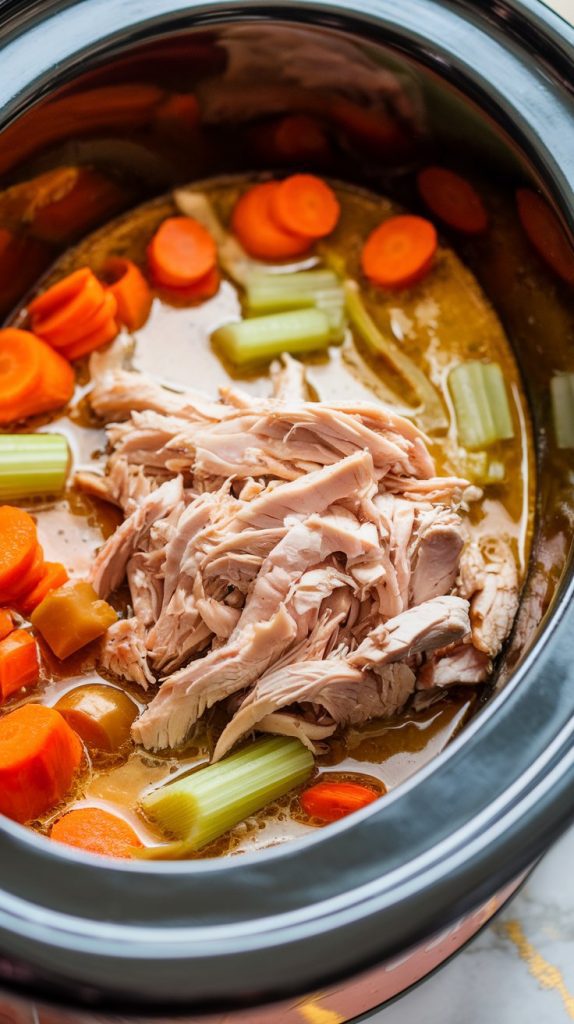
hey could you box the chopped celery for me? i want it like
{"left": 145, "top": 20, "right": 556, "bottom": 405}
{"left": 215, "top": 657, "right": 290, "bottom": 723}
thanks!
{"left": 550, "top": 373, "right": 574, "bottom": 449}
{"left": 462, "top": 451, "right": 506, "bottom": 485}
{"left": 0, "top": 434, "right": 69, "bottom": 500}
{"left": 245, "top": 269, "right": 345, "bottom": 336}
{"left": 141, "top": 737, "right": 314, "bottom": 855}
{"left": 212, "top": 309, "right": 332, "bottom": 366}
{"left": 344, "top": 280, "right": 448, "bottom": 433}
{"left": 448, "top": 361, "right": 514, "bottom": 450}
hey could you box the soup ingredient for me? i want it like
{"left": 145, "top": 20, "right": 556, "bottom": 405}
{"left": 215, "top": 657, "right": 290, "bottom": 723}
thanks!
{"left": 550, "top": 373, "right": 574, "bottom": 449}
{"left": 516, "top": 188, "right": 574, "bottom": 286}
{"left": 0, "top": 610, "right": 14, "bottom": 641}
{"left": 141, "top": 737, "right": 314, "bottom": 855}
{"left": 245, "top": 268, "right": 345, "bottom": 334}
{"left": 300, "top": 779, "right": 381, "bottom": 822}
{"left": 271, "top": 174, "right": 340, "bottom": 239}
{"left": 62, "top": 310, "right": 119, "bottom": 362}
{"left": 231, "top": 182, "right": 311, "bottom": 260}
{"left": 344, "top": 280, "right": 447, "bottom": 432}
{"left": 4, "top": 545, "right": 44, "bottom": 605}
{"left": 0, "top": 507, "right": 38, "bottom": 592}
{"left": 29, "top": 268, "right": 110, "bottom": 347}
{"left": 0, "top": 704, "right": 83, "bottom": 823}
{"left": 0, "top": 630, "right": 39, "bottom": 702}
{"left": 0, "top": 434, "right": 69, "bottom": 500}
{"left": 361, "top": 215, "right": 437, "bottom": 289}
{"left": 0, "top": 330, "right": 74, "bottom": 424}
{"left": 147, "top": 216, "right": 217, "bottom": 288}
{"left": 448, "top": 361, "right": 514, "bottom": 449}
{"left": 102, "top": 257, "right": 152, "bottom": 331}
{"left": 19, "top": 562, "right": 69, "bottom": 616}
{"left": 56, "top": 683, "right": 138, "bottom": 752}
{"left": 31, "top": 581, "right": 118, "bottom": 660}
{"left": 417, "top": 167, "right": 488, "bottom": 235}
{"left": 50, "top": 806, "right": 143, "bottom": 858}
{"left": 212, "top": 308, "right": 332, "bottom": 366}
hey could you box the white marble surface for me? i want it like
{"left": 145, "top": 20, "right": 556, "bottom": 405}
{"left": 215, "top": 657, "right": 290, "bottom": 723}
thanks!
{"left": 371, "top": 826, "right": 574, "bottom": 1022}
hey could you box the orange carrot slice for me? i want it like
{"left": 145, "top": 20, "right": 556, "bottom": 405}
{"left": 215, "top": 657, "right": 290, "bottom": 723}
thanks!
{"left": 417, "top": 167, "right": 488, "bottom": 234}
{"left": 0, "top": 331, "right": 74, "bottom": 425}
{"left": 147, "top": 217, "right": 217, "bottom": 288}
{"left": 300, "top": 781, "right": 380, "bottom": 822}
{"left": 516, "top": 188, "right": 574, "bottom": 286}
{"left": 28, "top": 268, "right": 92, "bottom": 322}
{"left": 102, "top": 257, "right": 152, "bottom": 330}
{"left": 0, "top": 329, "right": 43, "bottom": 405}
{"left": 271, "top": 174, "right": 340, "bottom": 239}
{"left": 231, "top": 182, "right": 311, "bottom": 260}
{"left": 0, "top": 630, "right": 40, "bottom": 702}
{"left": 19, "top": 562, "right": 69, "bottom": 616}
{"left": 0, "top": 704, "right": 83, "bottom": 823}
{"left": 50, "top": 807, "right": 143, "bottom": 858}
{"left": 31, "top": 271, "right": 107, "bottom": 343}
{"left": 3, "top": 543, "right": 44, "bottom": 603}
{"left": 0, "top": 610, "right": 14, "bottom": 641}
{"left": 362, "top": 214, "right": 437, "bottom": 289}
{"left": 0, "top": 508, "right": 38, "bottom": 591}
{"left": 51, "top": 290, "right": 117, "bottom": 351}
{"left": 60, "top": 313, "right": 118, "bottom": 362}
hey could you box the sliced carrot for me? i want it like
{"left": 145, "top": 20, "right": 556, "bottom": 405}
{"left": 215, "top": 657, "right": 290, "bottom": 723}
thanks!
{"left": 31, "top": 271, "right": 107, "bottom": 344}
{"left": 60, "top": 313, "right": 118, "bottom": 362}
{"left": 271, "top": 174, "right": 340, "bottom": 239}
{"left": 300, "top": 781, "right": 380, "bottom": 822}
{"left": 50, "top": 807, "right": 143, "bottom": 858}
{"left": 0, "top": 704, "right": 83, "bottom": 823}
{"left": 102, "top": 257, "right": 152, "bottom": 330}
{"left": 3, "top": 543, "right": 44, "bottom": 603}
{"left": 50, "top": 290, "right": 117, "bottom": 351}
{"left": 0, "top": 329, "right": 43, "bottom": 405}
{"left": 516, "top": 188, "right": 574, "bottom": 286}
{"left": 147, "top": 216, "right": 217, "bottom": 288}
{"left": 0, "top": 610, "right": 14, "bottom": 641}
{"left": 362, "top": 214, "right": 437, "bottom": 289}
{"left": 30, "top": 168, "right": 126, "bottom": 245}
{"left": 161, "top": 266, "right": 220, "bottom": 304}
{"left": 19, "top": 562, "right": 69, "bottom": 616}
{"left": 28, "top": 268, "right": 91, "bottom": 322}
{"left": 417, "top": 167, "right": 488, "bottom": 234}
{"left": 231, "top": 182, "right": 311, "bottom": 260}
{"left": 0, "top": 338, "right": 75, "bottom": 424}
{"left": 0, "top": 508, "right": 38, "bottom": 591}
{"left": 0, "top": 630, "right": 40, "bottom": 702}
{"left": 153, "top": 93, "right": 200, "bottom": 136}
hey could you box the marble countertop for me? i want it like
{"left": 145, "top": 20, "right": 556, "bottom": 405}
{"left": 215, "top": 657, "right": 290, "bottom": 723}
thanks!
{"left": 371, "top": 825, "right": 574, "bottom": 1022}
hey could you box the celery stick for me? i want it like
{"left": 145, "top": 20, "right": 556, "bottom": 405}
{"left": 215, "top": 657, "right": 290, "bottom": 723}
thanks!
{"left": 245, "top": 269, "right": 345, "bottom": 336}
{"left": 0, "top": 434, "right": 69, "bottom": 500}
{"left": 212, "top": 309, "right": 332, "bottom": 366}
{"left": 344, "top": 280, "right": 447, "bottom": 433}
{"left": 550, "top": 373, "right": 574, "bottom": 449}
{"left": 141, "top": 737, "right": 314, "bottom": 854}
{"left": 449, "top": 361, "right": 514, "bottom": 450}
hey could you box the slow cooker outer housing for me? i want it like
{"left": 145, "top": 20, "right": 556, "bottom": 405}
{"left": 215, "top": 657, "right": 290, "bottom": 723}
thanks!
{"left": 0, "top": 0, "right": 573, "bottom": 1016}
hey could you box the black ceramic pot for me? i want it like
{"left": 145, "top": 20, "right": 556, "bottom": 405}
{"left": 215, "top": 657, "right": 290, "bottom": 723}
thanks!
{"left": 0, "top": 2, "right": 573, "bottom": 1022}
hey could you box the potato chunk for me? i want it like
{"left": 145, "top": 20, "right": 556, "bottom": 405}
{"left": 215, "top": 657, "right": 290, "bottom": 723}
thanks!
{"left": 56, "top": 683, "right": 138, "bottom": 751}
{"left": 31, "top": 580, "right": 117, "bottom": 659}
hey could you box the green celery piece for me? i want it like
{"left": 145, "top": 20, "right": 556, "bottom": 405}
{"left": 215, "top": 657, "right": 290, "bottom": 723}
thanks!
{"left": 212, "top": 309, "right": 332, "bottom": 367}
{"left": 0, "top": 433, "right": 69, "bottom": 500}
{"left": 550, "top": 373, "right": 574, "bottom": 449}
{"left": 449, "top": 361, "right": 514, "bottom": 450}
{"left": 344, "top": 280, "right": 447, "bottom": 433}
{"left": 141, "top": 737, "right": 314, "bottom": 855}
{"left": 245, "top": 269, "right": 345, "bottom": 336}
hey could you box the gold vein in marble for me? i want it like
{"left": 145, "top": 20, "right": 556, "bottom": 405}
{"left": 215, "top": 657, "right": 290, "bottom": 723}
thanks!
{"left": 504, "top": 920, "right": 574, "bottom": 1019}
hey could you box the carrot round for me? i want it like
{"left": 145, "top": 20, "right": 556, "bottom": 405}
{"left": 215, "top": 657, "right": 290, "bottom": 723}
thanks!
{"left": 51, "top": 290, "right": 117, "bottom": 350}
{"left": 231, "top": 182, "right": 311, "bottom": 260}
{"left": 147, "top": 216, "right": 216, "bottom": 288}
{"left": 516, "top": 188, "right": 574, "bottom": 286}
{"left": 0, "top": 629, "right": 39, "bottom": 702}
{"left": 0, "top": 507, "right": 38, "bottom": 591}
{"left": 0, "top": 609, "right": 14, "bottom": 641}
{"left": 418, "top": 167, "right": 488, "bottom": 234}
{"left": 3, "top": 542, "right": 44, "bottom": 602}
{"left": 19, "top": 562, "right": 69, "bottom": 616}
{"left": 60, "top": 312, "right": 118, "bottom": 362}
{"left": 271, "top": 174, "right": 340, "bottom": 239}
{"left": 50, "top": 807, "right": 143, "bottom": 858}
{"left": 162, "top": 265, "right": 220, "bottom": 303}
{"left": 102, "top": 257, "right": 152, "bottom": 330}
{"left": 0, "top": 329, "right": 43, "bottom": 405}
{"left": 0, "top": 704, "right": 83, "bottom": 823}
{"left": 362, "top": 214, "right": 437, "bottom": 289}
{"left": 0, "top": 332, "right": 75, "bottom": 425}
{"left": 33, "top": 341, "right": 75, "bottom": 413}
{"left": 31, "top": 272, "right": 107, "bottom": 343}
{"left": 300, "top": 780, "right": 380, "bottom": 822}
{"left": 28, "top": 268, "right": 92, "bottom": 322}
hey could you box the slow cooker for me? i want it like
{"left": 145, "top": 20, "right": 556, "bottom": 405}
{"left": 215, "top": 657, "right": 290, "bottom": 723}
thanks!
{"left": 0, "top": 1, "right": 573, "bottom": 1021}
